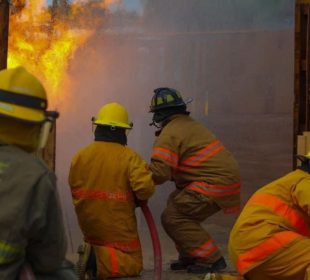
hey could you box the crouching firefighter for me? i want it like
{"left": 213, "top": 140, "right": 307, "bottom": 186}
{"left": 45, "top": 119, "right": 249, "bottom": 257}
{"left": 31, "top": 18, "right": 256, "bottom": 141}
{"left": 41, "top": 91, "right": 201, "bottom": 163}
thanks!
{"left": 0, "top": 67, "right": 77, "bottom": 279}
{"left": 229, "top": 152, "right": 310, "bottom": 280}
{"left": 149, "top": 88, "right": 241, "bottom": 274}
{"left": 69, "top": 102, "right": 155, "bottom": 279}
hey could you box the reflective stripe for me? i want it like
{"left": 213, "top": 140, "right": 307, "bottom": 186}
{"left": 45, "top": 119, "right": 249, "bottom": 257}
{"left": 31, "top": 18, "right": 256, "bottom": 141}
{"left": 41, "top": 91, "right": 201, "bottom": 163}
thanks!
{"left": 237, "top": 231, "right": 301, "bottom": 275}
{"left": 247, "top": 193, "right": 310, "bottom": 237}
{"left": 190, "top": 239, "right": 218, "bottom": 258}
{"left": 107, "top": 247, "right": 119, "bottom": 277}
{"left": 85, "top": 238, "right": 141, "bottom": 252}
{"left": 71, "top": 188, "right": 133, "bottom": 202}
{"left": 178, "top": 140, "right": 224, "bottom": 171}
{"left": 152, "top": 147, "right": 178, "bottom": 167}
{"left": 0, "top": 240, "right": 24, "bottom": 265}
{"left": 188, "top": 181, "right": 240, "bottom": 197}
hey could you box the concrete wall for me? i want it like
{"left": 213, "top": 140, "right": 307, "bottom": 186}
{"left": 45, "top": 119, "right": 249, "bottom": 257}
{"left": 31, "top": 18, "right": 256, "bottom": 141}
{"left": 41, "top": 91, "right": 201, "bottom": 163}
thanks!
{"left": 55, "top": 0, "right": 295, "bottom": 267}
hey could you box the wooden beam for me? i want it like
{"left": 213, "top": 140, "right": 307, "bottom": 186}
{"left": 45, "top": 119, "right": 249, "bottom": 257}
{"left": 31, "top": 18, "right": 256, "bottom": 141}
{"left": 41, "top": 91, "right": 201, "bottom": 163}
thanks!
{"left": 298, "top": 0, "right": 310, "bottom": 4}
{"left": 0, "top": 0, "right": 9, "bottom": 70}
{"left": 294, "top": 0, "right": 310, "bottom": 167}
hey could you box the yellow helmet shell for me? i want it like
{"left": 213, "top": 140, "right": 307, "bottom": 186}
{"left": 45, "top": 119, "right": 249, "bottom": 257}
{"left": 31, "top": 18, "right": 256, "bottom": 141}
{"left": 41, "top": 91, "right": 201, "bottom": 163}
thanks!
{"left": 0, "top": 67, "right": 47, "bottom": 123}
{"left": 93, "top": 102, "right": 132, "bottom": 129}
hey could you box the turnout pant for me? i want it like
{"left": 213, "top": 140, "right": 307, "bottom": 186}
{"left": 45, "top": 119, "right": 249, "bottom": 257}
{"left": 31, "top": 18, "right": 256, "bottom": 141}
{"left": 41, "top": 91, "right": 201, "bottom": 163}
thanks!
{"left": 245, "top": 237, "right": 310, "bottom": 280}
{"left": 161, "top": 188, "right": 222, "bottom": 264}
{"left": 93, "top": 245, "right": 142, "bottom": 279}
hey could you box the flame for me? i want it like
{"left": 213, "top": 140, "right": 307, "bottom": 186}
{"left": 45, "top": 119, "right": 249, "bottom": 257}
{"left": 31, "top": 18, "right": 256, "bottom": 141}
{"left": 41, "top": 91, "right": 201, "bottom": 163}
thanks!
{"left": 8, "top": 0, "right": 93, "bottom": 107}
{"left": 104, "top": 0, "right": 122, "bottom": 6}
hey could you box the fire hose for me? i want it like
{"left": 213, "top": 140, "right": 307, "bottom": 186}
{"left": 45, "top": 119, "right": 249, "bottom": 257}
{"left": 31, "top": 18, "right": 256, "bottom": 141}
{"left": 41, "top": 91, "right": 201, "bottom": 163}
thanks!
{"left": 139, "top": 201, "right": 162, "bottom": 280}
{"left": 19, "top": 264, "right": 36, "bottom": 280}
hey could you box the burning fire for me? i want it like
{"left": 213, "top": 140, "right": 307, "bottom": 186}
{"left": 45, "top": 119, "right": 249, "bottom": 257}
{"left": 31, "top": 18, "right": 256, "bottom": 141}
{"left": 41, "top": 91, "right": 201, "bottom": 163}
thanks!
{"left": 8, "top": 0, "right": 104, "bottom": 107}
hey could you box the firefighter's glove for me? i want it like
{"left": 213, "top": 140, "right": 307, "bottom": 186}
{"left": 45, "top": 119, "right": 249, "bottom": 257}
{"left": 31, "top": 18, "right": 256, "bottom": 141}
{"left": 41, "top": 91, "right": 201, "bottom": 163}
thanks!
{"left": 134, "top": 197, "right": 147, "bottom": 208}
{"left": 155, "top": 129, "right": 162, "bottom": 137}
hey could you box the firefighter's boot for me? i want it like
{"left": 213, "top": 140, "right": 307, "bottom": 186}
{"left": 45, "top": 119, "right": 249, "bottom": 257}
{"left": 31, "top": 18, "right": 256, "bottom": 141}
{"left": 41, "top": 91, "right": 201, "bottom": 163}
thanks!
{"left": 170, "top": 256, "right": 196, "bottom": 270}
{"left": 187, "top": 256, "right": 227, "bottom": 274}
{"left": 205, "top": 272, "right": 244, "bottom": 280}
{"left": 76, "top": 243, "right": 96, "bottom": 280}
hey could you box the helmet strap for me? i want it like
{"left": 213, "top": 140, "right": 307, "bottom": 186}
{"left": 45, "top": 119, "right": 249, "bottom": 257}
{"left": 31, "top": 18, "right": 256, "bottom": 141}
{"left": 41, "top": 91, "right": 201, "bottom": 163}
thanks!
{"left": 149, "top": 120, "right": 161, "bottom": 129}
{"left": 0, "top": 88, "right": 47, "bottom": 110}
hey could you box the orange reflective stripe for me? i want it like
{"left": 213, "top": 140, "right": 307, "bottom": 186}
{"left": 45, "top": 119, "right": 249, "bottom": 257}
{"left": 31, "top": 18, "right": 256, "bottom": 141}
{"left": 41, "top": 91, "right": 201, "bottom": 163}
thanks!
{"left": 247, "top": 193, "right": 310, "bottom": 237}
{"left": 71, "top": 188, "right": 133, "bottom": 202}
{"left": 190, "top": 239, "right": 218, "bottom": 258}
{"left": 188, "top": 181, "right": 240, "bottom": 197}
{"left": 85, "top": 237, "right": 141, "bottom": 252}
{"left": 178, "top": 140, "right": 224, "bottom": 171}
{"left": 152, "top": 147, "right": 178, "bottom": 167}
{"left": 107, "top": 247, "right": 119, "bottom": 277}
{"left": 237, "top": 231, "right": 301, "bottom": 275}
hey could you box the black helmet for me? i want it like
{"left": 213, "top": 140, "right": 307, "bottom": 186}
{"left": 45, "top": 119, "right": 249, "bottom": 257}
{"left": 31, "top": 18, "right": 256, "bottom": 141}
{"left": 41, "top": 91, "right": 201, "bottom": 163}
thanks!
{"left": 150, "top": 87, "right": 189, "bottom": 112}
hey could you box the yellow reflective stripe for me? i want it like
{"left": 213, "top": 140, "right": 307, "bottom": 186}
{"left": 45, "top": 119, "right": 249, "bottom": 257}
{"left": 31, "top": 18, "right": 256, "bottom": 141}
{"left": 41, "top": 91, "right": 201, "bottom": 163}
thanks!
{"left": 0, "top": 240, "right": 24, "bottom": 264}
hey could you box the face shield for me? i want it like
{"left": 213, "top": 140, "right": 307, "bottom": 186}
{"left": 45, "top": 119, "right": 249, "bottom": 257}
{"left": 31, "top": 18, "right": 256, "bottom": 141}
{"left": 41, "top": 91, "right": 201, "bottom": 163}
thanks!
{"left": 37, "top": 111, "right": 59, "bottom": 150}
{"left": 125, "top": 122, "right": 133, "bottom": 136}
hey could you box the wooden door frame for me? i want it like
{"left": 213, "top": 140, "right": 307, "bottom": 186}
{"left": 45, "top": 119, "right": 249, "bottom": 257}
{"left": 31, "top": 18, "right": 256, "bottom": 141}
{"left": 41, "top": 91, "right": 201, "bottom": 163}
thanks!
{"left": 294, "top": 0, "right": 310, "bottom": 167}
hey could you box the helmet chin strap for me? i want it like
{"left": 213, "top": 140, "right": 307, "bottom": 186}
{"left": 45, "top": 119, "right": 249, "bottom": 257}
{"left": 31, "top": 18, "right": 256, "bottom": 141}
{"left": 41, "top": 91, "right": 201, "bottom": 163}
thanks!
{"left": 149, "top": 120, "right": 162, "bottom": 129}
{"left": 149, "top": 110, "right": 169, "bottom": 129}
{"left": 149, "top": 121, "right": 163, "bottom": 137}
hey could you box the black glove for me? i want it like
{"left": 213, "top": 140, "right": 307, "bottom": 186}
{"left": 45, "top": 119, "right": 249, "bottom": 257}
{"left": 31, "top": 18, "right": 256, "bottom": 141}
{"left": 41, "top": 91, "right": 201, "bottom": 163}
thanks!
{"left": 134, "top": 196, "right": 147, "bottom": 208}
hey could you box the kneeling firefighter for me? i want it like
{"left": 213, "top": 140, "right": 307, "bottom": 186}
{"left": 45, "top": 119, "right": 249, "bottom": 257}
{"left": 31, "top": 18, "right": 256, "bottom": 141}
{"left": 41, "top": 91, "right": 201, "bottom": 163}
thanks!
{"left": 0, "top": 66, "right": 76, "bottom": 279}
{"left": 229, "top": 153, "right": 310, "bottom": 280}
{"left": 69, "top": 103, "right": 155, "bottom": 279}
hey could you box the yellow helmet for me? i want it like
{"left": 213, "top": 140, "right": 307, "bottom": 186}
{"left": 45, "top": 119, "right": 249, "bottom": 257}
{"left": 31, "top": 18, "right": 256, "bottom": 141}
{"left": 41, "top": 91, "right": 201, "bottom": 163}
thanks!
{"left": 93, "top": 102, "right": 132, "bottom": 129}
{"left": 0, "top": 66, "right": 47, "bottom": 123}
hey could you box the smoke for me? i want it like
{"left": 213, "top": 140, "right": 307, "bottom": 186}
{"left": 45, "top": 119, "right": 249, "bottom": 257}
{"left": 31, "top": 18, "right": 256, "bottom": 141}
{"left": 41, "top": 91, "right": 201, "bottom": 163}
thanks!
{"left": 54, "top": 0, "right": 294, "bottom": 266}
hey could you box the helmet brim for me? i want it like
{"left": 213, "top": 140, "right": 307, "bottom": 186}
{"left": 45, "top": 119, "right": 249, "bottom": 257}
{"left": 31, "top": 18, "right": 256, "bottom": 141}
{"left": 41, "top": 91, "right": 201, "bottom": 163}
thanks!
{"left": 93, "top": 120, "right": 133, "bottom": 129}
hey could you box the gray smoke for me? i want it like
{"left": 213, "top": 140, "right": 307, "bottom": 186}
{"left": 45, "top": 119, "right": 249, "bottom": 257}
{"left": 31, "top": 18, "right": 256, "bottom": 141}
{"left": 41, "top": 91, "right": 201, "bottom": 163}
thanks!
{"left": 55, "top": 0, "right": 294, "bottom": 267}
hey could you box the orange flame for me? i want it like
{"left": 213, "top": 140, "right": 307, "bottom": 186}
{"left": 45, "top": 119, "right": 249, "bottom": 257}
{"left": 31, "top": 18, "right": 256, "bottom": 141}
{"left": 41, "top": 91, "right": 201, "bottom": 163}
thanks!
{"left": 8, "top": 0, "right": 93, "bottom": 107}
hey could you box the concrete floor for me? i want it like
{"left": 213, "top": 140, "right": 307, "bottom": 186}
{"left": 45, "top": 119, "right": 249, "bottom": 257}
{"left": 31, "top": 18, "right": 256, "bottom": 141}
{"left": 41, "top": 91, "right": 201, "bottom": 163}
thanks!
{"left": 127, "top": 256, "right": 238, "bottom": 280}
{"left": 117, "top": 269, "right": 240, "bottom": 280}
{"left": 120, "top": 270, "right": 208, "bottom": 280}
{"left": 137, "top": 220, "right": 237, "bottom": 278}
{"left": 69, "top": 254, "right": 237, "bottom": 280}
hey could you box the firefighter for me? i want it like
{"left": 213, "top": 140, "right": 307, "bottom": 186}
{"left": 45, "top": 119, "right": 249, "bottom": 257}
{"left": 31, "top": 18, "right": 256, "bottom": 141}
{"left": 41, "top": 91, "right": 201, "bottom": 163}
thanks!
{"left": 228, "top": 153, "right": 310, "bottom": 280}
{"left": 69, "top": 102, "right": 155, "bottom": 279}
{"left": 0, "top": 66, "right": 76, "bottom": 279}
{"left": 148, "top": 87, "right": 241, "bottom": 274}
